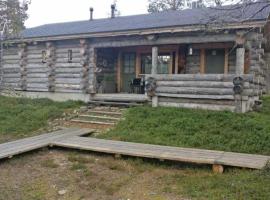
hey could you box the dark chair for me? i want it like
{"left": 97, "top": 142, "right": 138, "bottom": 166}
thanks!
{"left": 130, "top": 78, "right": 145, "bottom": 94}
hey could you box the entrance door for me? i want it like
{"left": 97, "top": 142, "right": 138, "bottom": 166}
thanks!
{"left": 122, "top": 53, "right": 136, "bottom": 93}
{"left": 205, "top": 49, "right": 225, "bottom": 74}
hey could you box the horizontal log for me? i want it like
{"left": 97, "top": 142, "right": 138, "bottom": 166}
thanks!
{"left": 55, "top": 84, "right": 81, "bottom": 90}
{"left": 27, "top": 68, "right": 48, "bottom": 73}
{"left": 2, "top": 55, "right": 20, "bottom": 60}
{"left": 55, "top": 58, "right": 81, "bottom": 63}
{"left": 27, "top": 54, "right": 43, "bottom": 59}
{"left": 27, "top": 78, "right": 48, "bottom": 83}
{"left": 55, "top": 74, "right": 81, "bottom": 78}
{"left": 156, "top": 86, "right": 254, "bottom": 96}
{"left": 27, "top": 73, "right": 48, "bottom": 78}
{"left": 146, "top": 74, "right": 254, "bottom": 82}
{"left": 26, "top": 64, "right": 47, "bottom": 68}
{"left": 159, "top": 97, "right": 235, "bottom": 106}
{"left": 157, "top": 81, "right": 250, "bottom": 88}
{"left": 2, "top": 74, "right": 20, "bottom": 78}
{"left": 54, "top": 88, "right": 83, "bottom": 93}
{"left": 27, "top": 83, "right": 49, "bottom": 89}
{"left": 55, "top": 48, "right": 80, "bottom": 54}
{"left": 158, "top": 102, "right": 235, "bottom": 112}
{"left": 56, "top": 52, "right": 81, "bottom": 58}
{"left": 156, "top": 93, "right": 237, "bottom": 100}
{"left": 55, "top": 63, "right": 82, "bottom": 68}
{"left": 55, "top": 78, "right": 81, "bottom": 84}
{"left": 2, "top": 68, "right": 20, "bottom": 73}
{"left": 2, "top": 64, "right": 20, "bottom": 69}
{"left": 2, "top": 78, "right": 20, "bottom": 83}
{"left": 27, "top": 50, "right": 45, "bottom": 55}
{"left": 3, "top": 60, "right": 20, "bottom": 64}
{"left": 55, "top": 68, "right": 82, "bottom": 73}
{"left": 26, "top": 88, "right": 49, "bottom": 92}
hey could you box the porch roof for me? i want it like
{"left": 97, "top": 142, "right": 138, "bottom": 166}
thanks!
{"left": 20, "top": 1, "right": 270, "bottom": 40}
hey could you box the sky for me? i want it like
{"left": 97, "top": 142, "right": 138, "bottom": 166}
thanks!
{"left": 25, "top": 0, "right": 149, "bottom": 28}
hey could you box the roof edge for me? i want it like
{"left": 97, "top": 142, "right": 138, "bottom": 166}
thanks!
{"left": 7, "top": 20, "right": 267, "bottom": 43}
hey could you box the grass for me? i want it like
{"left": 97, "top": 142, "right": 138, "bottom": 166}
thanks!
{"left": 1, "top": 95, "right": 270, "bottom": 199}
{"left": 0, "top": 96, "right": 83, "bottom": 141}
{"left": 98, "top": 96, "right": 270, "bottom": 199}
{"left": 41, "top": 159, "right": 59, "bottom": 169}
{"left": 160, "top": 167, "right": 270, "bottom": 200}
{"left": 100, "top": 96, "right": 270, "bottom": 155}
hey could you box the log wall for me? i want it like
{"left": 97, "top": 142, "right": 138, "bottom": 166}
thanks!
{"left": 54, "top": 40, "right": 83, "bottom": 93}
{"left": 1, "top": 40, "right": 96, "bottom": 94}
{"left": 148, "top": 74, "right": 262, "bottom": 112}
{"left": 26, "top": 44, "right": 48, "bottom": 92}
{"left": 2, "top": 45, "right": 21, "bottom": 90}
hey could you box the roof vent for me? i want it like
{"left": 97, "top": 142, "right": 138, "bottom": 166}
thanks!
{"left": 90, "top": 7, "right": 94, "bottom": 20}
{"left": 111, "top": 4, "right": 115, "bottom": 18}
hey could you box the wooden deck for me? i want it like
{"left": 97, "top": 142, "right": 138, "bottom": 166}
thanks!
{"left": 0, "top": 128, "right": 269, "bottom": 172}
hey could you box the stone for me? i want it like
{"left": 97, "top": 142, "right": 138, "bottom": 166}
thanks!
{"left": 58, "top": 189, "right": 67, "bottom": 195}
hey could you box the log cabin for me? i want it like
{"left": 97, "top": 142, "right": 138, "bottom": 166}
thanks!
{"left": 1, "top": 2, "right": 270, "bottom": 112}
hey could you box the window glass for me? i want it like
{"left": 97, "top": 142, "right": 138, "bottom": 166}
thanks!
{"left": 123, "top": 53, "right": 135, "bottom": 73}
{"left": 68, "top": 50, "right": 72, "bottom": 63}
{"left": 42, "top": 50, "right": 47, "bottom": 63}
{"left": 141, "top": 54, "right": 171, "bottom": 74}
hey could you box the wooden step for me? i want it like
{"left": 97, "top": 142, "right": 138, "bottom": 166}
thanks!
{"left": 70, "top": 119, "right": 115, "bottom": 125}
{"left": 79, "top": 115, "right": 121, "bottom": 121}
{"left": 87, "top": 110, "right": 122, "bottom": 116}
{"left": 88, "top": 100, "right": 143, "bottom": 107}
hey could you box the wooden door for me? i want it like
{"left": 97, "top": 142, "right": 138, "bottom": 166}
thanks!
{"left": 121, "top": 53, "right": 136, "bottom": 93}
{"left": 205, "top": 49, "right": 225, "bottom": 74}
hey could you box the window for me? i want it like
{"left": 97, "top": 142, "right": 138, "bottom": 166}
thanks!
{"left": 68, "top": 49, "right": 72, "bottom": 63}
{"left": 42, "top": 50, "right": 47, "bottom": 63}
{"left": 123, "top": 53, "right": 135, "bottom": 74}
{"left": 141, "top": 54, "right": 171, "bottom": 74}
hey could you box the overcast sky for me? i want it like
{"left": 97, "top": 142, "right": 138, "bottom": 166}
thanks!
{"left": 25, "top": 0, "right": 149, "bottom": 28}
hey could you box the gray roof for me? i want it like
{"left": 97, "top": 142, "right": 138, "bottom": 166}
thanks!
{"left": 22, "top": 1, "right": 270, "bottom": 39}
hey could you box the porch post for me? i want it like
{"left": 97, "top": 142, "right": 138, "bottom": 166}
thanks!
{"left": 236, "top": 47, "right": 245, "bottom": 75}
{"left": 152, "top": 46, "right": 158, "bottom": 107}
{"left": 152, "top": 46, "right": 158, "bottom": 75}
{"left": 235, "top": 44, "right": 246, "bottom": 113}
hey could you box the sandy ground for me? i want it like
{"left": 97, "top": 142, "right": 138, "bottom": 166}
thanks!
{"left": 0, "top": 149, "right": 189, "bottom": 200}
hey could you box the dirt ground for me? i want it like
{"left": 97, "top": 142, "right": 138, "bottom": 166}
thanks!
{"left": 0, "top": 148, "right": 191, "bottom": 200}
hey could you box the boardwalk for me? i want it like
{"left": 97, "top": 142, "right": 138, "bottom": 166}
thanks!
{"left": 53, "top": 136, "right": 270, "bottom": 171}
{"left": 0, "top": 128, "right": 92, "bottom": 160}
{"left": 0, "top": 128, "right": 269, "bottom": 173}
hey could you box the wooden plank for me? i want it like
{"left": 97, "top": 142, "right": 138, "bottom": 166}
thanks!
{"left": 200, "top": 49, "right": 206, "bottom": 74}
{"left": 0, "top": 128, "right": 93, "bottom": 159}
{"left": 70, "top": 119, "right": 115, "bottom": 125}
{"left": 52, "top": 136, "right": 270, "bottom": 170}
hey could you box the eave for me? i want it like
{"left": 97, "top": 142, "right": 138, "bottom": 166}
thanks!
{"left": 5, "top": 20, "right": 267, "bottom": 44}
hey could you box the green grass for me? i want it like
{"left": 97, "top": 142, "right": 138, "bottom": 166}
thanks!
{"left": 98, "top": 96, "right": 270, "bottom": 199}
{"left": 100, "top": 96, "right": 270, "bottom": 155}
{"left": 0, "top": 96, "right": 83, "bottom": 141}
{"left": 160, "top": 168, "right": 270, "bottom": 200}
